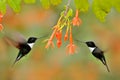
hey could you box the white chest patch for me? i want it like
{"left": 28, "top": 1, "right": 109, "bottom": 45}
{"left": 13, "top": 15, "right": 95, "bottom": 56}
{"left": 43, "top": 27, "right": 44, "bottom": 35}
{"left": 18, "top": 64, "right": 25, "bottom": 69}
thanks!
{"left": 88, "top": 47, "right": 95, "bottom": 52}
{"left": 28, "top": 43, "right": 35, "bottom": 48}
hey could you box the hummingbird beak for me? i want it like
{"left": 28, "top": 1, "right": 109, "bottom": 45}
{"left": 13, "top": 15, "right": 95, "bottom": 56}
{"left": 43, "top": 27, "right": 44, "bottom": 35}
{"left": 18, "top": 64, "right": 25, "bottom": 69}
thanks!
{"left": 37, "top": 34, "right": 49, "bottom": 39}
{"left": 75, "top": 39, "right": 85, "bottom": 43}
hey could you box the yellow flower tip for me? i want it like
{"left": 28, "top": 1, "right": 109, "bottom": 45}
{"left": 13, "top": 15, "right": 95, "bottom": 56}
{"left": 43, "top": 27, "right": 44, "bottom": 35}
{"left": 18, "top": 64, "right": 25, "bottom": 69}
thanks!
{"left": 52, "top": 25, "right": 59, "bottom": 30}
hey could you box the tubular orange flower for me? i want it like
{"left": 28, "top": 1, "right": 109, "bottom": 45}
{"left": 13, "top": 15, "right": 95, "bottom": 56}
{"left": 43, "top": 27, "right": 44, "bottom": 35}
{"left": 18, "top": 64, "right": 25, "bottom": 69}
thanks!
{"left": 56, "top": 30, "right": 62, "bottom": 48}
{"left": 45, "top": 40, "right": 54, "bottom": 48}
{"left": 0, "top": 24, "right": 3, "bottom": 31}
{"left": 57, "top": 40, "right": 62, "bottom": 48}
{"left": 64, "top": 30, "right": 68, "bottom": 41}
{"left": 66, "top": 27, "right": 77, "bottom": 55}
{"left": 72, "top": 9, "right": 82, "bottom": 26}
{"left": 55, "top": 31, "right": 62, "bottom": 40}
{"left": 0, "top": 12, "right": 3, "bottom": 23}
{"left": 66, "top": 43, "right": 77, "bottom": 55}
{"left": 45, "top": 25, "right": 58, "bottom": 48}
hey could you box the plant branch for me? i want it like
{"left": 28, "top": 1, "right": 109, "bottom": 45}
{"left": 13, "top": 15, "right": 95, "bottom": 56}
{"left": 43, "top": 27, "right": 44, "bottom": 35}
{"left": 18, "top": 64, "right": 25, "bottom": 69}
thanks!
{"left": 64, "top": 0, "right": 71, "bottom": 16}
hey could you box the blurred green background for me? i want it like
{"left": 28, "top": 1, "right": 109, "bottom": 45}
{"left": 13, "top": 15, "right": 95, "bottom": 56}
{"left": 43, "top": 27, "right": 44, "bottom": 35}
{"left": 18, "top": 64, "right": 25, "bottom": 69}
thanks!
{"left": 0, "top": 1, "right": 120, "bottom": 80}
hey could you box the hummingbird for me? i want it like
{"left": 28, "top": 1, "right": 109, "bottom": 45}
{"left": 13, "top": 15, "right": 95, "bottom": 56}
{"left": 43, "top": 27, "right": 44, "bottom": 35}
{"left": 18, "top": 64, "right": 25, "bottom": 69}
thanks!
{"left": 75, "top": 40, "right": 110, "bottom": 72}
{"left": 3, "top": 32, "right": 46, "bottom": 66}
{"left": 85, "top": 41, "right": 110, "bottom": 72}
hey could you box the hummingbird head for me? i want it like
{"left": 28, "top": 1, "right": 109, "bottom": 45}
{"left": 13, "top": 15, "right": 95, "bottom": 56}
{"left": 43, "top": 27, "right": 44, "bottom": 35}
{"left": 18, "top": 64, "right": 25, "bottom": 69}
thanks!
{"left": 85, "top": 41, "right": 96, "bottom": 47}
{"left": 27, "top": 37, "right": 37, "bottom": 43}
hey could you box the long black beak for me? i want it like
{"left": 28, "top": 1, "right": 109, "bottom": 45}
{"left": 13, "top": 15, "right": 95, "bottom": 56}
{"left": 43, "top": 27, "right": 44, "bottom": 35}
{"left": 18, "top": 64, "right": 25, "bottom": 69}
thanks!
{"left": 37, "top": 34, "right": 49, "bottom": 39}
{"left": 75, "top": 39, "right": 85, "bottom": 44}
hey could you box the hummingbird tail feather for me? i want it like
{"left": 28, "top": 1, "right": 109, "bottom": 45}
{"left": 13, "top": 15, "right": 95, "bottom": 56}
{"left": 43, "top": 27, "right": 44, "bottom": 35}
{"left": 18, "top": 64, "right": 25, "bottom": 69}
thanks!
{"left": 105, "top": 63, "right": 110, "bottom": 72}
{"left": 101, "top": 57, "right": 110, "bottom": 72}
{"left": 11, "top": 58, "right": 19, "bottom": 67}
{"left": 11, "top": 53, "right": 23, "bottom": 67}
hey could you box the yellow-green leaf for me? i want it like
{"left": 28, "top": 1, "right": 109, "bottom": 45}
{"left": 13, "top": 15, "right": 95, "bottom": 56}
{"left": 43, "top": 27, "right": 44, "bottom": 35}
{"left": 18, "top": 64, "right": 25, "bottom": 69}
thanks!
{"left": 50, "top": 0, "right": 61, "bottom": 6}
{"left": 112, "top": 0, "right": 120, "bottom": 13}
{"left": 0, "top": 0, "right": 6, "bottom": 14}
{"left": 40, "top": 0, "right": 50, "bottom": 9}
{"left": 8, "top": 0, "right": 22, "bottom": 13}
{"left": 24, "top": 0, "right": 36, "bottom": 4}
{"left": 65, "top": 8, "right": 73, "bottom": 18}
{"left": 92, "top": 0, "right": 112, "bottom": 22}
{"left": 74, "top": 0, "right": 89, "bottom": 12}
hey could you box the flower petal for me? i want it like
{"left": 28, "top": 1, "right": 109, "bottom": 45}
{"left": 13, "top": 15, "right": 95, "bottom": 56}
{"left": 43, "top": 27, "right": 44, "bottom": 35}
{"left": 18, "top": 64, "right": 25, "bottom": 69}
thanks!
{"left": 45, "top": 40, "right": 54, "bottom": 48}
{"left": 0, "top": 24, "right": 3, "bottom": 31}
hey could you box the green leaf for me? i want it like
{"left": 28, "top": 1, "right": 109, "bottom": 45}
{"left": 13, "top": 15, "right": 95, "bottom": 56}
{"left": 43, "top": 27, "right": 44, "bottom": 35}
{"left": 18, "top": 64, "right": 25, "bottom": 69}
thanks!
{"left": 60, "top": 8, "right": 73, "bottom": 18}
{"left": 24, "top": 0, "right": 36, "bottom": 4}
{"left": 40, "top": 0, "right": 50, "bottom": 9}
{"left": 8, "top": 0, "right": 22, "bottom": 13}
{"left": 50, "top": 0, "right": 61, "bottom": 6}
{"left": 74, "top": 0, "right": 89, "bottom": 12}
{"left": 112, "top": 0, "right": 120, "bottom": 12}
{"left": 65, "top": 8, "right": 73, "bottom": 18}
{"left": 0, "top": 0, "right": 6, "bottom": 14}
{"left": 92, "top": 0, "right": 112, "bottom": 22}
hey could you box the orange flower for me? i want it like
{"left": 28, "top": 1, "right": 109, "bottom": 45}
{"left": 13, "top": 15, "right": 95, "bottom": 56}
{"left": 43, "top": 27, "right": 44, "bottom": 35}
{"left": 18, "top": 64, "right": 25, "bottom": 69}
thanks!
{"left": 72, "top": 10, "right": 82, "bottom": 26}
{"left": 45, "top": 25, "right": 58, "bottom": 48}
{"left": 55, "top": 31, "right": 62, "bottom": 40}
{"left": 0, "top": 12, "right": 3, "bottom": 23}
{"left": 57, "top": 40, "right": 62, "bottom": 48}
{"left": 45, "top": 40, "right": 54, "bottom": 48}
{"left": 64, "top": 30, "right": 68, "bottom": 41}
{"left": 66, "top": 27, "right": 77, "bottom": 55}
{"left": 0, "top": 24, "right": 3, "bottom": 31}
{"left": 66, "top": 43, "right": 77, "bottom": 55}
{"left": 55, "top": 30, "right": 62, "bottom": 48}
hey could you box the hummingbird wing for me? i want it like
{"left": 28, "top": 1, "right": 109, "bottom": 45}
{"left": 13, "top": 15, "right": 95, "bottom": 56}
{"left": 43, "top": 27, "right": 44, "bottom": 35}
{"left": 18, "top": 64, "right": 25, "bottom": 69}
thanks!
{"left": 12, "top": 44, "right": 31, "bottom": 66}
{"left": 3, "top": 32, "right": 27, "bottom": 49}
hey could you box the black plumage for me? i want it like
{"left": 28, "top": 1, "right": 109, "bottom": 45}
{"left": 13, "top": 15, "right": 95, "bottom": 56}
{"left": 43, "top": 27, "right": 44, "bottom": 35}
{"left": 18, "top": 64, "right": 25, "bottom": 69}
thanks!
{"left": 86, "top": 41, "right": 110, "bottom": 72}
{"left": 3, "top": 32, "right": 38, "bottom": 66}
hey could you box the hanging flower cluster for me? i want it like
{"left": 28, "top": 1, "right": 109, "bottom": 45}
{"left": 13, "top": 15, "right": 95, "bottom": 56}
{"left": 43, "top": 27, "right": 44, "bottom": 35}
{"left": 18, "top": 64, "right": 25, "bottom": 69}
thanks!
{"left": 0, "top": 12, "right": 3, "bottom": 31}
{"left": 72, "top": 10, "right": 82, "bottom": 26}
{"left": 45, "top": 7, "right": 82, "bottom": 55}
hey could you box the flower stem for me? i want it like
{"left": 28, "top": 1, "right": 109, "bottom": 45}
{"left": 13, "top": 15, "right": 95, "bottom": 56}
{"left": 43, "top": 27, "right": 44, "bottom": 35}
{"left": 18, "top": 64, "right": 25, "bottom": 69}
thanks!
{"left": 64, "top": 0, "right": 71, "bottom": 16}
{"left": 49, "top": 26, "right": 58, "bottom": 41}
{"left": 75, "top": 9, "right": 79, "bottom": 17}
{"left": 69, "top": 26, "right": 73, "bottom": 43}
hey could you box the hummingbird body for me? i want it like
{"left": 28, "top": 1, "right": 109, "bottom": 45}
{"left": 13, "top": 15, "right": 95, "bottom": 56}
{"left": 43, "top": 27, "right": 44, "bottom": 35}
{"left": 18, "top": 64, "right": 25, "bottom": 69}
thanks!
{"left": 13, "top": 37, "right": 37, "bottom": 65}
{"left": 85, "top": 41, "right": 110, "bottom": 72}
{"left": 15, "top": 43, "right": 31, "bottom": 62}
{"left": 3, "top": 32, "right": 48, "bottom": 66}
{"left": 4, "top": 34, "right": 37, "bottom": 65}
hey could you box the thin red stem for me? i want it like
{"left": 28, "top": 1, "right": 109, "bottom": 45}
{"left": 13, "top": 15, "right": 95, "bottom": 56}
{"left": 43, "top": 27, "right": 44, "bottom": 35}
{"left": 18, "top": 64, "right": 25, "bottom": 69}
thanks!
{"left": 49, "top": 26, "right": 58, "bottom": 41}
{"left": 75, "top": 9, "right": 79, "bottom": 17}
{"left": 69, "top": 26, "right": 73, "bottom": 43}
